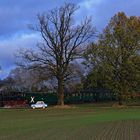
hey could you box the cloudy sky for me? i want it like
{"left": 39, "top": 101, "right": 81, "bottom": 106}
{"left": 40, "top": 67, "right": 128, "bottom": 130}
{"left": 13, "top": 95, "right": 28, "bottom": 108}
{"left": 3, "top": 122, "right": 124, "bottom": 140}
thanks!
{"left": 0, "top": 0, "right": 140, "bottom": 79}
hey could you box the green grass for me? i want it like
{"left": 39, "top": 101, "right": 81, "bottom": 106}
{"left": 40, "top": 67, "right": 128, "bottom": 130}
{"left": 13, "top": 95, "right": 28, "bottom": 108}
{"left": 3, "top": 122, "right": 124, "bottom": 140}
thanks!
{"left": 0, "top": 105, "right": 140, "bottom": 140}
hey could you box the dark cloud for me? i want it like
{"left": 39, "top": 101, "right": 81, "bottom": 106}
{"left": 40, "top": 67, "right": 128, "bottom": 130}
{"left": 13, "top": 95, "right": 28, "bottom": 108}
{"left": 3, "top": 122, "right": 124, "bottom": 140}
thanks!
{"left": 77, "top": 0, "right": 140, "bottom": 32}
{"left": 0, "top": 0, "right": 139, "bottom": 36}
{"left": 0, "top": 33, "right": 40, "bottom": 79}
{"left": 0, "top": 0, "right": 79, "bottom": 36}
{"left": 0, "top": 0, "right": 140, "bottom": 79}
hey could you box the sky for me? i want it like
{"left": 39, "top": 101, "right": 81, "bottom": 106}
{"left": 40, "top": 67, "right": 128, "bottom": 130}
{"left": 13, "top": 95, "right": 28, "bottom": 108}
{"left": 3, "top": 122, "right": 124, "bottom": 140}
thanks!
{"left": 0, "top": 0, "right": 140, "bottom": 79}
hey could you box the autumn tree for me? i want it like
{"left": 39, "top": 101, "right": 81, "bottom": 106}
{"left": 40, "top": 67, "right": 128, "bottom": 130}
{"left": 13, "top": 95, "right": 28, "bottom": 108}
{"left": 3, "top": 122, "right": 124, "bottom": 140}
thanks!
{"left": 18, "top": 3, "right": 95, "bottom": 105}
{"left": 84, "top": 12, "right": 140, "bottom": 105}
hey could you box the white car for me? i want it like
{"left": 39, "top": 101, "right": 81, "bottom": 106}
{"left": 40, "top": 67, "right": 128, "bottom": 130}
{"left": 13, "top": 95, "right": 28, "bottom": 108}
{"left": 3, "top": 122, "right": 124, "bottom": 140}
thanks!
{"left": 31, "top": 101, "right": 48, "bottom": 109}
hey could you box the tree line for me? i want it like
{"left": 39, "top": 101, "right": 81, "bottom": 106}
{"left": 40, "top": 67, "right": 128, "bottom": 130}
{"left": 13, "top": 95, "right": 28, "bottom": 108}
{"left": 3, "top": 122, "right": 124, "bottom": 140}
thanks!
{"left": 0, "top": 3, "right": 140, "bottom": 106}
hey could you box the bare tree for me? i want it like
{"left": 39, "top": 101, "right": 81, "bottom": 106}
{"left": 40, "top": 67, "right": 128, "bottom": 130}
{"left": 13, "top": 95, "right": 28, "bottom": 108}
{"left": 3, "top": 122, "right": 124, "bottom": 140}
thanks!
{"left": 8, "top": 67, "right": 49, "bottom": 92}
{"left": 18, "top": 3, "right": 95, "bottom": 105}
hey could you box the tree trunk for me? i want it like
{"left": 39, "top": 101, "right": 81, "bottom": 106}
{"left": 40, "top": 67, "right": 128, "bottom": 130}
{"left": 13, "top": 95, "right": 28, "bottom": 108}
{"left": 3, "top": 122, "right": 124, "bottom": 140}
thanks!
{"left": 118, "top": 93, "right": 123, "bottom": 105}
{"left": 57, "top": 76, "right": 64, "bottom": 106}
{"left": 118, "top": 84, "right": 127, "bottom": 105}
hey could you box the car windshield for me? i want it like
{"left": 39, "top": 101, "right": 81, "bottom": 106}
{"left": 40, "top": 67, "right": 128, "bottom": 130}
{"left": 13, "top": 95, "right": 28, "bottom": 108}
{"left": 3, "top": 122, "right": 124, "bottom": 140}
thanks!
{"left": 36, "top": 101, "right": 44, "bottom": 104}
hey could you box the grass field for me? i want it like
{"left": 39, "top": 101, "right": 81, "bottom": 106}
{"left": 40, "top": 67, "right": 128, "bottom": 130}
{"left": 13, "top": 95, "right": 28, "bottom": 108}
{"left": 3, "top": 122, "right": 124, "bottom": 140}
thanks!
{"left": 0, "top": 105, "right": 140, "bottom": 140}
